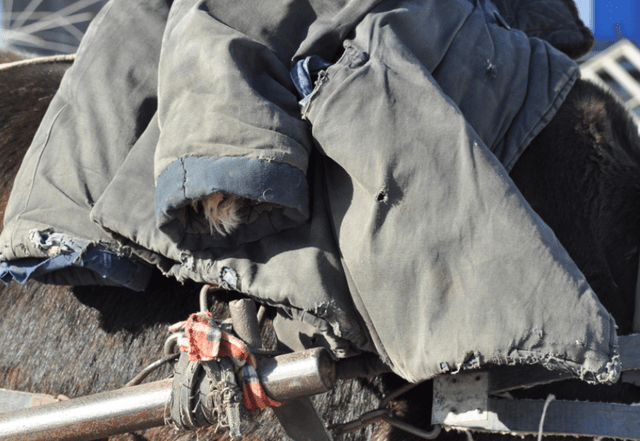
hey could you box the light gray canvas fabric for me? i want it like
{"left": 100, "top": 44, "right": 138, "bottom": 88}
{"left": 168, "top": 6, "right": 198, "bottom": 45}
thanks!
{"left": 0, "top": 0, "right": 620, "bottom": 383}
{"left": 0, "top": 0, "right": 168, "bottom": 288}
{"left": 301, "top": 40, "right": 616, "bottom": 381}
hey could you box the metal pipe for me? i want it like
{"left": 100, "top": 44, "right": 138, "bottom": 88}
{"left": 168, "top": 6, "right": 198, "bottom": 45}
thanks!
{"left": 0, "top": 348, "right": 343, "bottom": 441}
{"left": 0, "top": 378, "right": 172, "bottom": 441}
{"left": 229, "top": 298, "right": 262, "bottom": 349}
{"left": 258, "top": 347, "right": 336, "bottom": 401}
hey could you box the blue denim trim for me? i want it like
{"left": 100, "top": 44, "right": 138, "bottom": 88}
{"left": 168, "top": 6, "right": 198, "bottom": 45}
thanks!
{"left": 290, "top": 56, "right": 332, "bottom": 106}
{"left": 0, "top": 231, "right": 151, "bottom": 291}
{"left": 155, "top": 156, "right": 309, "bottom": 230}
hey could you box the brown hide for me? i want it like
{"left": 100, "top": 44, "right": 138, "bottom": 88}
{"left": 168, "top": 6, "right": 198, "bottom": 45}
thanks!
{"left": 1, "top": 53, "right": 640, "bottom": 441}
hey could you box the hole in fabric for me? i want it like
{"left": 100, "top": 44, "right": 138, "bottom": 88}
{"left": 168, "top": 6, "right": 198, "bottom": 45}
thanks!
{"left": 486, "top": 60, "right": 497, "bottom": 79}
{"left": 464, "top": 354, "right": 479, "bottom": 368}
{"left": 222, "top": 267, "right": 238, "bottom": 289}
{"left": 376, "top": 191, "right": 387, "bottom": 202}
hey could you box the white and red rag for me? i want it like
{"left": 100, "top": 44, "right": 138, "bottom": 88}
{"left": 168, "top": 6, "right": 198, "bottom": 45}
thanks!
{"left": 169, "top": 312, "right": 283, "bottom": 410}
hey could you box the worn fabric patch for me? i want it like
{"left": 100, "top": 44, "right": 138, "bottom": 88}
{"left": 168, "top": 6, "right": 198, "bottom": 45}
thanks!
{"left": 0, "top": 230, "right": 151, "bottom": 291}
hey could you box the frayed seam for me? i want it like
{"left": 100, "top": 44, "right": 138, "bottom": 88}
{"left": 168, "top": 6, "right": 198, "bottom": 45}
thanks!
{"left": 28, "top": 229, "right": 74, "bottom": 256}
{"left": 179, "top": 251, "right": 195, "bottom": 271}
{"left": 502, "top": 346, "right": 621, "bottom": 385}
{"left": 313, "top": 300, "right": 353, "bottom": 338}
{"left": 431, "top": 342, "right": 620, "bottom": 386}
{"left": 27, "top": 229, "right": 130, "bottom": 259}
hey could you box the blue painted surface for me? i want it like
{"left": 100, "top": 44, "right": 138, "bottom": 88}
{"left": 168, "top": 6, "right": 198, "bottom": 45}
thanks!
{"left": 580, "top": 0, "right": 640, "bottom": 48}
{"left": 594, "top": 0, "right": 640, "bottom": 44}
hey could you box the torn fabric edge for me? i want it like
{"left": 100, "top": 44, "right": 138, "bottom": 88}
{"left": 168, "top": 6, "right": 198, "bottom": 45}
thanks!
{"left": 155, "top": 156, "right": 310, "bottom": 242}
{"left": 166, "top": 255, "right": 374, "bottom": 357}
{"left": 0, "top": 230, "right": 151, "bottom": 291}
{"left": 290, "top": 55, "right": 333, "bottom": 106}
{"left": 434, "top": 319, "right": 620, "bottom": 385}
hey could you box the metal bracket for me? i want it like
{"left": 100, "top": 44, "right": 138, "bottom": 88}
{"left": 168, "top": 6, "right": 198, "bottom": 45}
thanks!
{"left": 432, "top": 370, "right": 640, "bottom": 439}
{"left": 432, "top": 372, "right": 489, "bottom": 425}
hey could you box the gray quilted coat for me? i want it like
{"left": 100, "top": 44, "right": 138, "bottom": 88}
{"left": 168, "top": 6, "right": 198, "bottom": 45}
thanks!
{"left": 0, "top": 0, "right": 619, "bottom": 383}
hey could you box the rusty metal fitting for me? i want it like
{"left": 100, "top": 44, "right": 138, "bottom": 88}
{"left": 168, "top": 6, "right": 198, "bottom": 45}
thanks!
{"left": 329, "top": 408, "right": 388, "bottom": 433}
{"left": 199, "top": 284, "right": 219, "bottom": 313}
{"left": 229, "top": 299, "right": 262, "bottom": 350}
{"left": 257, "top": 347, "right": 337, "bottom": 401}
{"left": 124, "top": 353, "right": 179, "bottom": 387}
{"left": 163, "top": 333, "right": 182, "bottom": 357}
{"left": 330, "top": 380, "right": 441, "bottom": 439}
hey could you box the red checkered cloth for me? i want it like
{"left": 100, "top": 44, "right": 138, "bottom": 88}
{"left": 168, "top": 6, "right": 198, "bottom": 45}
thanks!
{"left": 169, "top": 312, "right": 283, "bottom": 409}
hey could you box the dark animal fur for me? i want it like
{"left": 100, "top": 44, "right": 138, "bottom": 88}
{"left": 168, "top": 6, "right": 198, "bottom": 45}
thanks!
{"left": 491, "top": 0, "right": 595, "bottom": 59}
{"left": 1, "top": 53, "right": 640, "bottom": 441}
{"left": 512, "top": 79, "right": 640, "bottom": 335}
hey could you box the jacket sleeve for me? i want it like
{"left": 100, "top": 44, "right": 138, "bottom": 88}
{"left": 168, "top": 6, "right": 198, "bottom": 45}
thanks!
{"left": 154, "top": 0, "right": 314, "bottom": 249}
